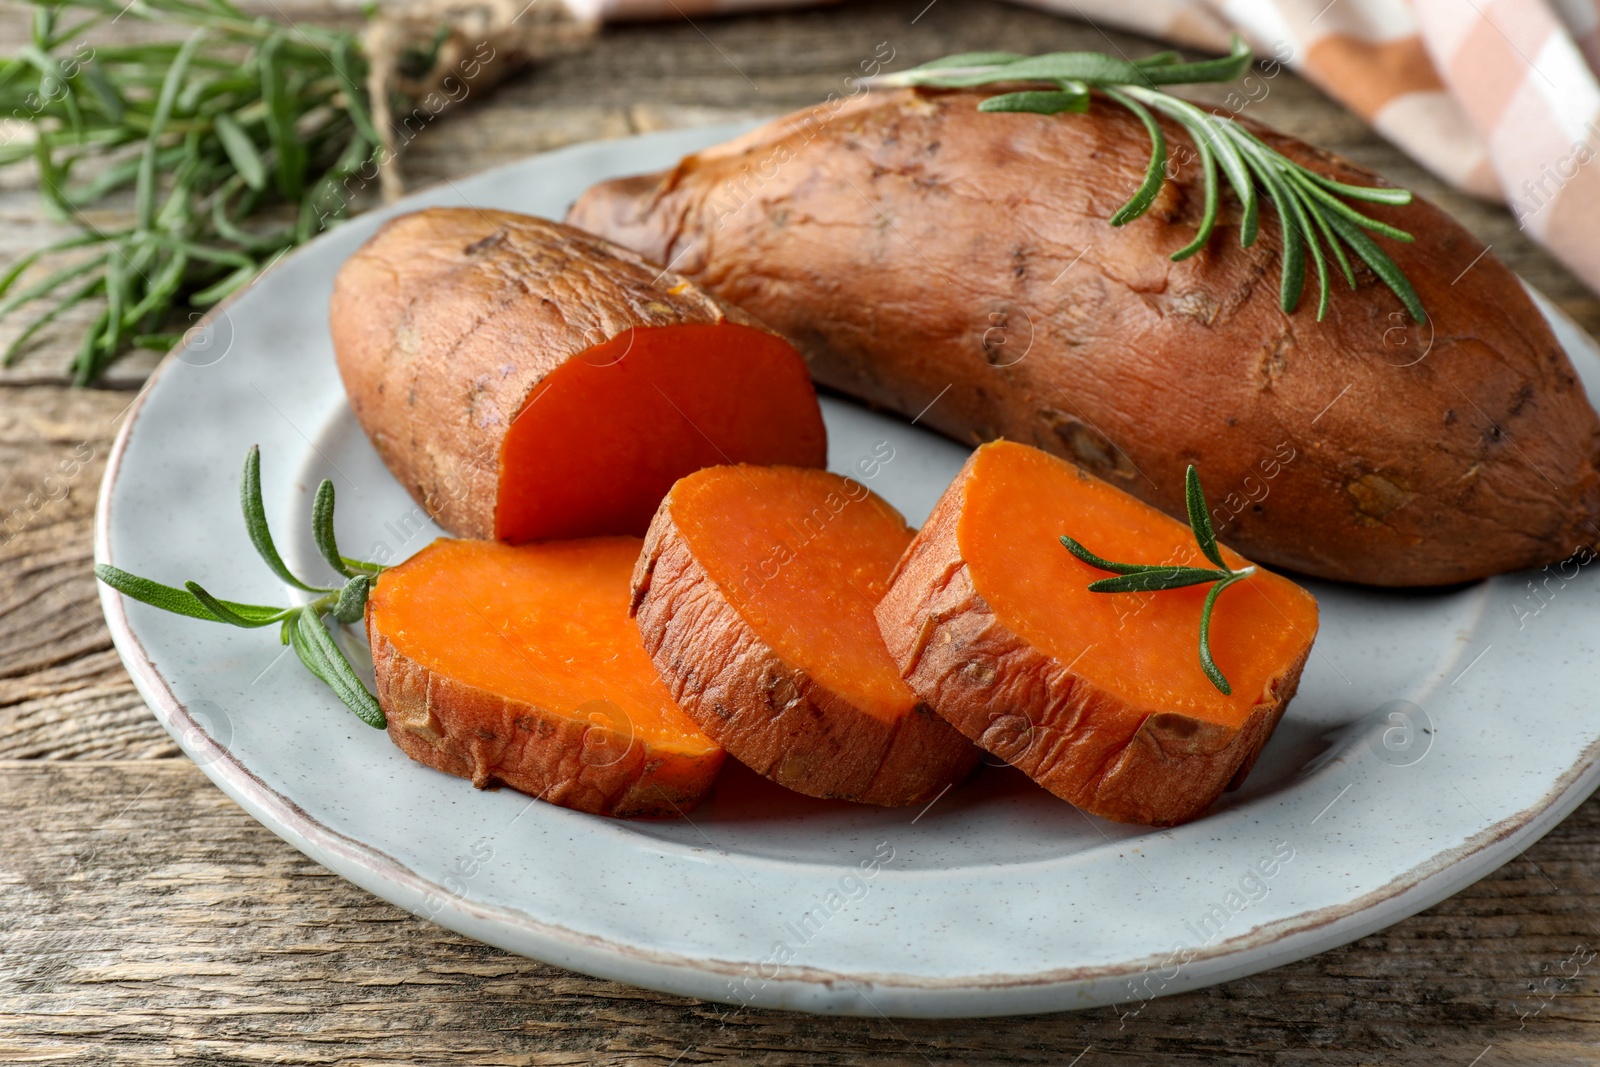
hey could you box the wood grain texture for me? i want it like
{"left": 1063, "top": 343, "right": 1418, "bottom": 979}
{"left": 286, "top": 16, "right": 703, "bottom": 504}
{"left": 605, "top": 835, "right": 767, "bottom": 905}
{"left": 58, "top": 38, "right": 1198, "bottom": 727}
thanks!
{"left": 3, "top": 0, "right": 1600, "bottom": 1060}
{"left": 1, "top": 761, "right": 1599, "bottom": 1065}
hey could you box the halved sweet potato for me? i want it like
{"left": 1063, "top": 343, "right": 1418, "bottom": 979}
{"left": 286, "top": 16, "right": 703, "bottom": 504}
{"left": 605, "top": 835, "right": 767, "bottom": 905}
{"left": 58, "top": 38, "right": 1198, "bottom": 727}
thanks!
{"left": 631, "top": 465, "right": 979, "bottom": 806}
{"left": 332, "top": 207, "right": 826, "bottom": 542}
{"left": 366, "top": 536, "right": 724, "bottom": 818}
{"left": 876, "top": 441, "right": 1318, "bottom": 826}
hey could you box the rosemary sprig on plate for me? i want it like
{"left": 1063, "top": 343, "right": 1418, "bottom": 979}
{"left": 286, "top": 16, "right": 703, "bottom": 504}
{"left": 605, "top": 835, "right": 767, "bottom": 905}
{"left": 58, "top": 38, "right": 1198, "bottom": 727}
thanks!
{"left": 879, "top": 37, "right": 1425, "bottom": 323}
{"left": 1060, "top": 466, "right": 1255, "bottom": 695}
{"left": 0, "top": 0, "right": 398, "bottom": 382}
{"left": 96, "top": 446, "right": 388, "bottom": 727}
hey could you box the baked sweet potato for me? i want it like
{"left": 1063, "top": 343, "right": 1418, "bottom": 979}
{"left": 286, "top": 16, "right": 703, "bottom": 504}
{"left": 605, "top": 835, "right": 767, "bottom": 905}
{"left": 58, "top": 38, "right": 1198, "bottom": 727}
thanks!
{"left": 876, "top": 441, "right": 1317, "bottom": 826}
{"left": 630, "top": 465, "right": 979, "bottom": 805}
{"left": 367, "top": 536, "right": 725, "bottom": 817}
{"left": 569, "top": 89, "right": 1600, "bottom": 587}
{"left": 332, "top": 207, "right": 827, "bottom": 542}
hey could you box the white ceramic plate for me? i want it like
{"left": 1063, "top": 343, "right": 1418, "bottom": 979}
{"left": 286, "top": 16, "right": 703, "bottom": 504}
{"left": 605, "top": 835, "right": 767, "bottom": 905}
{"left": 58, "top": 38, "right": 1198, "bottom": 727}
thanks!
{"left": 97, "top": 122, "right": 1600, "bottom": 1019}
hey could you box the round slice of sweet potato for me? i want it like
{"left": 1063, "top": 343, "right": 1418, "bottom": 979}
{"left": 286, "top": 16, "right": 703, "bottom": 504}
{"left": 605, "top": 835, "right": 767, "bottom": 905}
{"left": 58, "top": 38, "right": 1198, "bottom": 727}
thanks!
{"left": 630, "top": 466, "right": 979, "bottom": 806}
{"left": 366, "top": 536, "right": 724, "bottom": 818}
{"left": 331, "top": 207, "right": 826, "bottom": 543}
{"left": 876, "top": 441, "right": 1319, "bottom": 826}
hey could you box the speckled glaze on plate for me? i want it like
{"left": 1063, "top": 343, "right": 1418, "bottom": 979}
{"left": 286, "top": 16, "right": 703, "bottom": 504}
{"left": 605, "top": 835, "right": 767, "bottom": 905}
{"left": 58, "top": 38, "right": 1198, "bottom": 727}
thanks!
{"left": 96, "top": 122, "right": 1600, "bottom": 1018}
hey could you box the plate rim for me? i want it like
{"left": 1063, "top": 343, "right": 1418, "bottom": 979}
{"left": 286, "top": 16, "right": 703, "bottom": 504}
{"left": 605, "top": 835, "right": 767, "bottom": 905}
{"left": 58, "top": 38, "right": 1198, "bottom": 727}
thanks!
{"left": 93, "top": 125, "right": 1600, "bottom": 1017}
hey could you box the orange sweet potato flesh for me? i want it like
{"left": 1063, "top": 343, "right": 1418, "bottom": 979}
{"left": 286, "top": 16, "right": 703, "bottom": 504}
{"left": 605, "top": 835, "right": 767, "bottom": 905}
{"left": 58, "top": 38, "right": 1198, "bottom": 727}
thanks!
{"left": 366, "top": 537, "right": 724, "bottom": 818}
{"left": 332, "top": 207, "right": 826, "bottom": 543}
{"left": 631, "top": 466, "right": 979, "bottom": 806}
{"left": 570, "top": 89, "right": 1600, "bottom": 587}
{"left": 876, "top": 441, "right": 1318, "bottom": 826}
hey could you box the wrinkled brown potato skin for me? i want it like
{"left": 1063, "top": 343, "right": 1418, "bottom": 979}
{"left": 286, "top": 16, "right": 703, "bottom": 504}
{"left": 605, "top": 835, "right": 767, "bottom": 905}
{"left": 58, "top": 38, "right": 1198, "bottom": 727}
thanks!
{"left": 569, "top": 89, "right": 1600, "bottom": 587}
{"left": 875, "top": 460, "right": 1306, "bottom": 827}
{"left": 331, "top": 207, "right": 763, "bottom": 539}
{"left": 631, "top": 492, "right": 980, "bottom": 807}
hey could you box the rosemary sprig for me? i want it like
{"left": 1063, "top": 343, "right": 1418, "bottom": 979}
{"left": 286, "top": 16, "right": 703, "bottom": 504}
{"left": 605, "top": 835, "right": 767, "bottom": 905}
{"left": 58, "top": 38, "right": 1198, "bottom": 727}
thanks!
{"left": 1060, "top": 466, "right": 1255, "bottom": 695}
{"left": 880, "top": 37, "right": 1425, "bottom": 323}
{"left": 96, "top": 445, "right": 387, "bottom": 727}
{"left": 0, "top": 1, "right": 402, "bottom": 382}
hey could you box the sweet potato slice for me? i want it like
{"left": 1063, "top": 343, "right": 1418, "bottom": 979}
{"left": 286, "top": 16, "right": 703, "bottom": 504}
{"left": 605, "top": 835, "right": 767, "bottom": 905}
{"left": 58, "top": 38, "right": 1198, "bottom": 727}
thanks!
{"left": 366, "top": 537, "right": 724, "bottom": 818}
{"left": 631, "top": 466, "right": 979, "bottom": 806}
{"left": 332, "top": 207, "right": 826, "bottom": 543}
{"left": 877, "top": 441, "right": 1318, "bottom": 826}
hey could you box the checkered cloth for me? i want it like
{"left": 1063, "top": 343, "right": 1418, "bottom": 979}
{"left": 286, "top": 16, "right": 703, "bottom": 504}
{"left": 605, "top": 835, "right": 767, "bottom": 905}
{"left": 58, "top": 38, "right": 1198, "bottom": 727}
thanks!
{"left": 574, "top": 0, "right": 1600, "bottom": 296}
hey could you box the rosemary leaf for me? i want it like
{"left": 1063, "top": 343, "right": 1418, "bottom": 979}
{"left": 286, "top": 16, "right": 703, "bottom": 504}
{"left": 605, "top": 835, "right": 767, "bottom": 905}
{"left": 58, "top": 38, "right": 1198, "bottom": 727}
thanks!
{"left": 1132, "top": 36, "right": 1251, "bottom": 85}
{"left": 80, "top": 55, "right": 125, "bottom": 122}
{"left": 1088, "top": 567, "right": 1227, "bottom": 593}
{"left": 330, "top": 36, "right": 380, "bottom": 146}
{"left": 291, "top": 609, "right": 386, "bottom": 727}
{"left": 1134, "top": 51, "right": 1183, "bottom": 69}
{"left": 260, "top": 33, "right": 306, "bottom": 200}
{"left": 1278, "top": 175, "right": 1332, "bottom": 320}
{"left": 1302, "top": 170, "right": 1413, "bottom": 206}
{"left": 99, "top": 247, "right": 126, "bottom": 351}
{"left": 95, "top": 563, "right": 283, "bottom": 623}
{"left": 1060, "top": 534, "right": 1161, "bottom": 575}
{"left": 1325, "top": 211, "right": 1426, "bottom": 323}
{"left": 1185, "top": 465, "right": 1226, "bottom": 568}
{"left": 3, "top": 273, "right": 103, "bottom": 365}
{"left": 311, "top": 479, "right": 356, "bottom": 578}
{"left": 241, "top": 445, "right": 328, "bottom": 593}
{"left": 185, "top": 579, "right": 294, "bottom": 627}
{"left": 212, "top": 111, "right": 266, "bottom": 191}
{"left": 1300, "top": 189, "right": 1358, "bottom": 291}
{"left": 332, "top": 574, "right": 371, "bottom": 624}
{"left": 71, "top": 304, "right": 109, "bottom": 384}
{"left": 1283, "top": 164, "right": 1415, "bottom": 243}
{"left": 977, "top": 88, "right": 1089, "bottom": 115}
{"left": 1228, "top": 123, "right": 1307, "bottom": 313}
{"left": 190, "top": 261, "right": 255, "bottom": 305}
{"left": 3, "top": 247, "right": 112, "bottom": 316}
{"left": 1162, "top": 109, "right": 1218, "bottom": 260}
{"left": 1198, "top": 571, "right": 1250, "bottom": 695}
{"left": 136, "top": 27, "right": 205, "bottom": 232}
{"left": 0, "top": 233, "right": 106, "bottom": 299}
{"left": 1101, "top": 86, "right": 1167, "bottom": 227}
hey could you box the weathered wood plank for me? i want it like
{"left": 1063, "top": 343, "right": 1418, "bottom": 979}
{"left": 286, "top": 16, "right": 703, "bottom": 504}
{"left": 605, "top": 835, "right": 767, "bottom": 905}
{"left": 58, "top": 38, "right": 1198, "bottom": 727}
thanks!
{"left": 0, "top": 760, "right": 1597, "bottom": 1064}
{"left": 0, "top": 386, "right": 174, "bottom": 758}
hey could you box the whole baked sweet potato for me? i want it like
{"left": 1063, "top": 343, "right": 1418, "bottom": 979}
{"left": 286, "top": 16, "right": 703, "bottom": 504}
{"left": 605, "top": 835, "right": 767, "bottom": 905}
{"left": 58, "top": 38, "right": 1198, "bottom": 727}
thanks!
{"left": 332, "top": 207, "right": 826, "bottom": 543}
{"left": 569, "top": 89, "right": 1600, "bottom": 587}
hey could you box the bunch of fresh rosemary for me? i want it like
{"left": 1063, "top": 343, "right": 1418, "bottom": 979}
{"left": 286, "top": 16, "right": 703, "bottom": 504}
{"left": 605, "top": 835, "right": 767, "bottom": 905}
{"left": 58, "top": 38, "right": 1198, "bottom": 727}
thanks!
{"left": 882, "top": 37, "right": 1425, "bottom": 323}
{"left": 96, "top": 446, "right": 387, "bottom": 726}
{"left": 0, "top": 0, "right": 402, "bottom": 382}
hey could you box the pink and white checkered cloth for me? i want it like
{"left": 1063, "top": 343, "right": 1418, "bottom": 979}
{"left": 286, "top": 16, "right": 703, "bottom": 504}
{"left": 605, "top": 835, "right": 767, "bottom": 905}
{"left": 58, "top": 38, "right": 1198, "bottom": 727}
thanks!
{"left": 574, "top": 0, "right": 1600, "bottom": 297}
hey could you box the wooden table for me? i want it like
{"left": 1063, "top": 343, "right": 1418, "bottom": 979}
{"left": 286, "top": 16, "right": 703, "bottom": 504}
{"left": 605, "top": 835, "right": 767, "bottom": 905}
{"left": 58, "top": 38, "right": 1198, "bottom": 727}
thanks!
{"left": 4, "top": 2, "right": 1599, "bottom": 1062}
